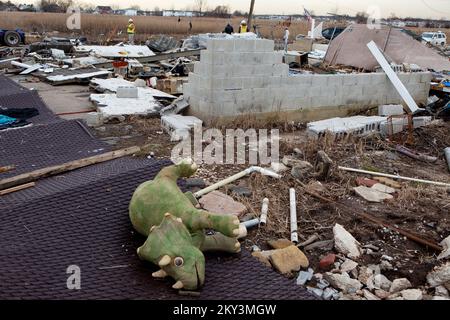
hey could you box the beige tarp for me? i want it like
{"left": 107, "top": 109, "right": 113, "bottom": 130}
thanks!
{"left": 324, "top": 24, "right": 450, "bottom": 72}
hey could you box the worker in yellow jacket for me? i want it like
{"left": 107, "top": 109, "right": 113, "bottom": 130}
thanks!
{"left": 127, "top": 18, "right": 135, "bottom": 44}
{"left": 239, "top": 20, "right": 248, "bottom": 33}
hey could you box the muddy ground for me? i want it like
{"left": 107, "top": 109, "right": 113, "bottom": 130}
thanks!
{"left": 89, "top": 116, "right": 450, "bottom": 291}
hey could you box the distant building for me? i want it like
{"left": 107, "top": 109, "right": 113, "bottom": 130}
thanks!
{"left": 41, "top": 3, "right": 63, "bottom": 13}
{"left": 124, "top": 9, "right": 137, "bottom": 16}
{"left": 94, "top": 6, "right": 113, "bottom": 15}
{"left": 0, "top": 1, "right": 18, "bottom": 11}
{"left": 18, "top": 4, "right": 35, "bottom": 12}
{"left": 162, "top": 10, "right": 198, "bottom": 17}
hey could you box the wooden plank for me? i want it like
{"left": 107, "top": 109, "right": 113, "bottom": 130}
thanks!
{"left": 0, "top": 182, "right": 35, "bottom": 196}
{"left": 0, "top": 165, "right": 15, "bottom": 174}
{"left": 0, "top": 145, "right": 144, "bottom": 191}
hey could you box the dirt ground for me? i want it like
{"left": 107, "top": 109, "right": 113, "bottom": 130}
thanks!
{"left": 89, "top": 116, "right": 450, "bottom": 290}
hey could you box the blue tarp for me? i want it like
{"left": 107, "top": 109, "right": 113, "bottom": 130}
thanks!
{"left": 0, "top": 114, "right": 17, "bottom": 126}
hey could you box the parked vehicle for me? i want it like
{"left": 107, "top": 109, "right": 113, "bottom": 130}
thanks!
{"left": 0, "top": 29, "right": 26, "bottom": 46}
{"left": 421, "top": 31, "right": 447, "bottom": 47}
{"left": 322, "top": 27, "right": 345, "bottom": 40}
{"left": 400, "top": 29, "right": 421, "bottom": 41}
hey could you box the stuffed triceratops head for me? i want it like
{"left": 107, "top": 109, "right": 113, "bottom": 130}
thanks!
{"left": 136, "top": 213, "right": 205, "bottom": 290}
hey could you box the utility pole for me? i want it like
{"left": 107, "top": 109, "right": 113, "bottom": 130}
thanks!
{"left": 248, "top": 0, "right": 256, "bottom": 32}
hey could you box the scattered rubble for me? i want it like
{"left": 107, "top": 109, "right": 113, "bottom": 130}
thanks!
{"left": 333, "top": 224, "right": 362, "bottom": 259}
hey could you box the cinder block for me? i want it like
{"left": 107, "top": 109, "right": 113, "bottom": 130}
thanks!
{"left": 324, "top": 75, "right": 342, "bottom": 87}
{"left": 371, "top": 73, "right": 387, "bottom": 85}
{"left": 363, "top": 85, "right": 380, "bottom": 97}
{"left": 342, "top": 74, "right": 358, "bottom": 86}
{"left": 272, "top": 64, "right": 289, "bottom": 77}
{"left": 378, "top": 104, "right": 404, "bottom": 116}
{"left": 413, "top": 116, "right": 432, "bottom": 128}
{"left": 255, "top": 39, "right": 275, "bottom": 52}
{"left": 355, "top": 73, "right": 373, "bottom": 86}
{"left": 212, "top": 39, "right": 235, "bottom": 52}
{"left": 380, "top": 118, "right": 405, "bottom": 136}
{"left": 311, "top": 75, "right": 328, "bottom": 86}
{"left": 289, "top": 75, "right": 313, "bottom": 86}
{"left": 419, "top": 72, "right": 432, "bottom": 84}
{"left": 234, "top": 39, "right": 256, "bottom": 52}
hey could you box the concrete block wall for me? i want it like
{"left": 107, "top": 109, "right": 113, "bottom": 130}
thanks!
{"left": 184, "top": 38, "right": 432, "bottom": 122}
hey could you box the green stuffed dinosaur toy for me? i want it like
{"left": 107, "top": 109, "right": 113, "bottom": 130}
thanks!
{"left": 129, "top": 158, "right": 241, "bottom": 291}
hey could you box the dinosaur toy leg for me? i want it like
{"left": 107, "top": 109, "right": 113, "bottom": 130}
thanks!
{"left": 184, "top": 210, "right": 240, "bottom": 238}
{"left": 201, "top": 232, "right": 241, "bottom": 253}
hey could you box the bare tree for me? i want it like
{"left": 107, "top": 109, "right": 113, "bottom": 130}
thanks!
{"left": 194, "top": 0, "right": 206, "bottom": 14}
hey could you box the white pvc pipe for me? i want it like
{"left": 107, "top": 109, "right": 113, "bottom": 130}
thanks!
{"left": 338, "top": 166, "right": 450, "bottom": 188}
{"left": 289, "top": 188, "right": 298, "bottom": 243}
{"left": 194, "top": 166, "right": 281, "bottom": 198}
{"left": 445, "top": 147, "right": 450, "bottom": 173}
{"left": 259, "top": 198, "right": 269, "bottom": 226}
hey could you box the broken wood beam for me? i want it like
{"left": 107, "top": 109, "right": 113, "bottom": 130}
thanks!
{"left": 295, "top": 179, "right": 442, "bottom": 251}
{"left": 0, "top": 165, "right": 15, "bottom": 174}
{"left": 0, "top": 145, "right": 144, "bottom": 191}
{"left": 0, "top": 182, "right": 35, "bottom": 196}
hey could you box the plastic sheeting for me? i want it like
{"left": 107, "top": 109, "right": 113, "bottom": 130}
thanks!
{"left": 324, "top": 24, "right": 450, "bottom": 72}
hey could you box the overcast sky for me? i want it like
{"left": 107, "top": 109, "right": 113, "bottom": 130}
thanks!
{"left": 25, "top": 0, "right": 450, "bottom": 19}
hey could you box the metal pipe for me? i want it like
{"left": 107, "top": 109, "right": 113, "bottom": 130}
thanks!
{"left": 194, "top": 166, "right": 280, "bottom": 198}
{"left": 338, "top": 166, "right": 450, "bottom": 188}
{"left": 242, "top": 218, "right": 260, "bottom": 229}
{"left": 259, "top": 198, "right": 269, "bottom": 226}
{"left": 445, "top": 147, "right": 450, "bottom": 173}
{"left": 289, "top": 188, "right": 298, "bottom": 243}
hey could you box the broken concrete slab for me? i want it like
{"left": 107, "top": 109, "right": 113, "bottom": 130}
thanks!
{"left": 371, "top": 183, "right": 397, "bottom": 194}
{"left": 390, "top": 278, "right": 412, "bottom": 293}
{"left": 340, "top": 259, "right": 358, "bottom": 273}
{"left": 268, "top": 239, "right": 294, "bottom": 250}
{"left": 333, "top": 223, "right": 362, "bottom": 259}
{"left": 74, "top": 45, "right": 155, "bottom": 58}
{"left": 198, "top": 190, "right": 247, "bottom": 217}
{"left": 324, "top": 272, "right": 363, "bottom": 294}
{"left": 427, "top": 262, "right": 450, "bottom": 287}
{"left": 90, "top": 90, "right": 162, "bottom": 121}
{"left": 116, "top": 86, "right": 138, "bottom": 99}
{"left": 161, "top": 114, "right": 203, "bottom": 142}
{"left": 46, "top": 70, "right": 111, "bottom": 85}
{"left": 353, "top": 186, "right": 394, "bottom": 203}
{"left": 90, "top": 78, "right": 176, "bottom": 99}
{"left": 269, "top": 245, "right": 309, "bottom": 274}
{"left": 373, "top": 274, "right": 392, "bottom": 291}
{"left": 438, "top": 235, "right": 450, "bottom": 260}
{"left": 400, "top": 289, "right": 423, "bottom": 300}
{"left": 271, "top": 162, "right": 289, "bottom": 173}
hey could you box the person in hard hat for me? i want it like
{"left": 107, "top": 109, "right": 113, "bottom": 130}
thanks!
{"left": 127, "top": 18, "right": 136, "bottom": 45}
{"left": 283, "top": 27, "right": 290, "bottom": 52}
{"left": 239, "top": 20, "right": 248, "bottom": 33}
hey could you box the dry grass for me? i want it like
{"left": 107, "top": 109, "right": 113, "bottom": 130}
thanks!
{"left": 0, "top": 12, "right": 311, "bottom": 42}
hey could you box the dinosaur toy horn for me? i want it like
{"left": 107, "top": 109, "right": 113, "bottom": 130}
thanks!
{"left": 158, "top": 255, "right": 171, "bottom": 266}
{"left": 172, "top": 281, "right": 184, "bottom": 289}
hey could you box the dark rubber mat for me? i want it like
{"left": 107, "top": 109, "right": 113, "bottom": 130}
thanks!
{"left": 0, "top": 159, "right": 315, "bottom": 300}
{"left": 0, "top": 74, "right": 30, "bottom": 97}
{"left": 0, "top": 157, "right": 158, "bottom": 210}
{"left": 0, "top": 119, "right": 109, "bottom": 179}
{"left": 0, "top": 76, "right": 59, "bottom": 124}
